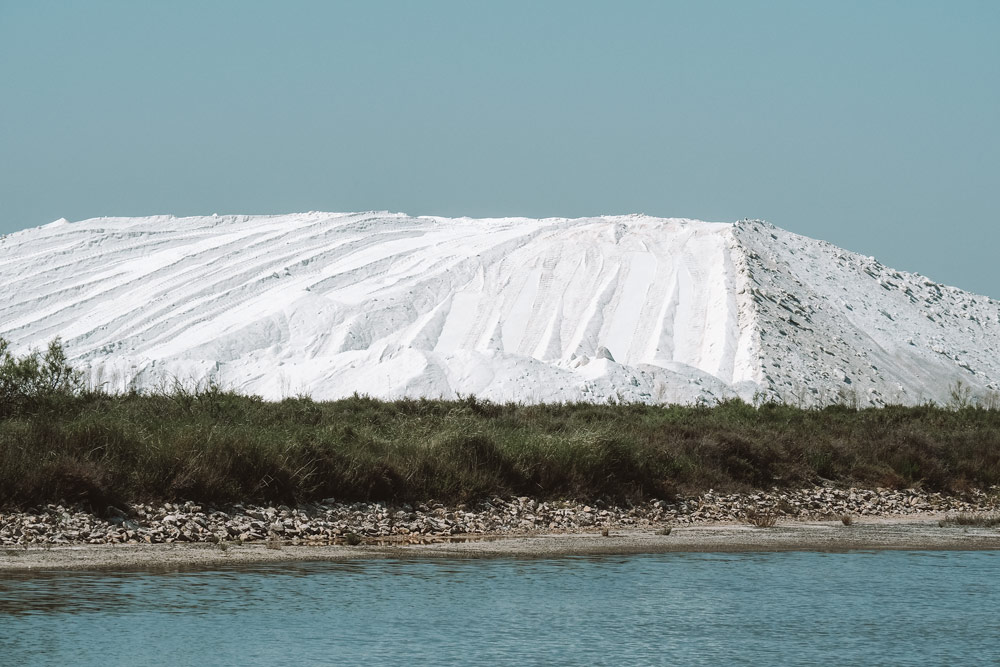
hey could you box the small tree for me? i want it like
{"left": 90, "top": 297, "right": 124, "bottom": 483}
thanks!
{"left": 946, "top": 379, "right": 973, "bottom": 410}
{"left": 0, "top": 337, "right": 83, "bottom": 415}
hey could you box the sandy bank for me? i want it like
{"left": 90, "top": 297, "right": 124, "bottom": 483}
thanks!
{"left": 4, "top": 516, "right": 999, "bottom": 572}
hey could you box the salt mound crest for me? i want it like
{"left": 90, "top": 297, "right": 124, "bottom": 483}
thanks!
{"left": 1, "top": 212, "right": 998, "bottom": 406}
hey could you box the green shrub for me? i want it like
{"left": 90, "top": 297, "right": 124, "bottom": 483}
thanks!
{"left": 0, "top": 337, "right": 83, "bottom": 416}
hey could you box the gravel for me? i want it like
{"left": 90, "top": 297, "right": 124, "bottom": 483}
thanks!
{"left": 2, "top": 486, "right": 998, "bottom": 547}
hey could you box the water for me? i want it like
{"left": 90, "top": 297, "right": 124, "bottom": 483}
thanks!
{"left": 2, "top": 551, "right": 999, "bottom": 666}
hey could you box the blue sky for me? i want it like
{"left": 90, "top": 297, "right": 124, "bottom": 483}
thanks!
{"left": 2, "top": 1, "right": 998, "bottom": 296}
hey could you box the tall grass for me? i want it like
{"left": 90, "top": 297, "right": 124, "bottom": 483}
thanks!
{"left": 3, "top": 339, "right": 1000, "bottom": 510}
{"left": 3, "top": 390, "right": 1000, "bottom": 510}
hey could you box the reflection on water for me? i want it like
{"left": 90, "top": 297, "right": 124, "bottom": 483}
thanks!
{"left": 2, "top": 551, "right": 999, "bottom": 665}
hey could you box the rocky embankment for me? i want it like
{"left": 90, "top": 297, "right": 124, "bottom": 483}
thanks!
{"left": 2, "top": 487, "right": 998, "bottom": 547}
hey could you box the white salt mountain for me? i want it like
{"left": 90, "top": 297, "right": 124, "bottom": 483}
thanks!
{"left": 2, "top": 212, "right": 998, "bottom": 407}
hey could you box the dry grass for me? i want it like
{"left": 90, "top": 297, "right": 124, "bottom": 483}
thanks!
{"left": 746, "top": 508, "right": 778, "bottom": 528}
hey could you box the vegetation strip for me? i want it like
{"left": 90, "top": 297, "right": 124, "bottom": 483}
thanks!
{"left": 4, "top": 339, "right": 1000, "bottom": 511}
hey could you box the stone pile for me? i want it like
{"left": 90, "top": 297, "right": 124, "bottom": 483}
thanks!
{"left": 1, "top": 487, "right": 998, "bottom": 547}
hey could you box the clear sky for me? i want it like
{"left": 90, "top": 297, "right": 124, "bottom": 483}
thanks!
{"left": 2, "top": 1, "right": 998, "bottom": 296}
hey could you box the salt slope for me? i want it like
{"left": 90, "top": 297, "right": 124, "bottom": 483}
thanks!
{"left": 737, "top": 221, "right": 1000, "bottom": 405}
{"left": 1, "top": 213, "right": 997, "bottom": 406}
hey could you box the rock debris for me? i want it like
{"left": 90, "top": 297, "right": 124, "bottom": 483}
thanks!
{"left": 2, "top": 487, "right": 997, "bottom": 547}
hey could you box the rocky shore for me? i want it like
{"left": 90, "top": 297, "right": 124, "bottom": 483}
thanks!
{"left": 2, "top": 487, "right": 998, "bottom": 548}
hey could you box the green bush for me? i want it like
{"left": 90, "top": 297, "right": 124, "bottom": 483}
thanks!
{"left": 0, "top": 337, "right": 83, "bottom": 416}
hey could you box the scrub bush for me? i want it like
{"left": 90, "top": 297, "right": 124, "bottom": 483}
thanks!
{"left": 0, "top": 337, "right": 83, "bottom": 417}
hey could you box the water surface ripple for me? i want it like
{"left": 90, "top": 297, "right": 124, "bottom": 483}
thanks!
{"left": 2, "top": 550, "right": 998, "bottom": 665}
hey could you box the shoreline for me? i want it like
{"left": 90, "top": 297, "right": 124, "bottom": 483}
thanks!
{"left": 5, "top": 487, "right": 998, "bottom": 547}
{"left": 4, "top": 515, "right": 1000, "bottom": 572}
{"left": 4, "top": 486, "right": 999, "bottom": 571}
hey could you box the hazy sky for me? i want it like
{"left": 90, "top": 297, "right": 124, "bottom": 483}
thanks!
{"left": 2, "top": 2, "right": 998, "bottom": 296}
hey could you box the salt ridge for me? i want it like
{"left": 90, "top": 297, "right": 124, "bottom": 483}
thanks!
{"left": 1, "top": 212, "right": 998, "bottom": 406}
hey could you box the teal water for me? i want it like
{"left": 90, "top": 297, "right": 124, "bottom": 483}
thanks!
{"left": 1, "top": 551, "right": 998, "bottom": 666}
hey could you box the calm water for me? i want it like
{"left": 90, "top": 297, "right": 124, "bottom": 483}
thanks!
{"left": 2, "top": 551, "right": 999, "bottom": 666}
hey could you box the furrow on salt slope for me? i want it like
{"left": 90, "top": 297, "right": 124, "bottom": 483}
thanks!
{"left": 20, "top": 232, "right": 299, "bottom": 353}
{"left": 1, "top": 214, "right": 338, "bottom": 349}
{"left": 76, "top": 221, "right": 459, "bottom": 360}
{"left": 0, "top": 213, "right": 762, "bottom": 403}
{"left": 33, "top": 228, "right": 298, "bottom": 347}
{"left": 4, "top": 212, "right": 997, "bottom": 406}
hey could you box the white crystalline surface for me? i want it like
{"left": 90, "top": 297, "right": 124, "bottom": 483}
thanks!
{"left": 2, "top": 212, "right": 998, "bottom": 406}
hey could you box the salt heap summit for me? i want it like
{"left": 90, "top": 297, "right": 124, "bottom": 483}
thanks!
{"left": 2, "top": 212, "right": 999, "bottom": 407}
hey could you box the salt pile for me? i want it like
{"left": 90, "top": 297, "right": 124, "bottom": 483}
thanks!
{"left": 2, "top": 212, "right": 998, "bottom": 406}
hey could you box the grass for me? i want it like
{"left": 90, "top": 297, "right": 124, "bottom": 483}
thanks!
{"left": 745, "top": 508, "right": 778, "bottom": 528}
{"left": 3, "top": 385, "right": 1000, "bottom": 511}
